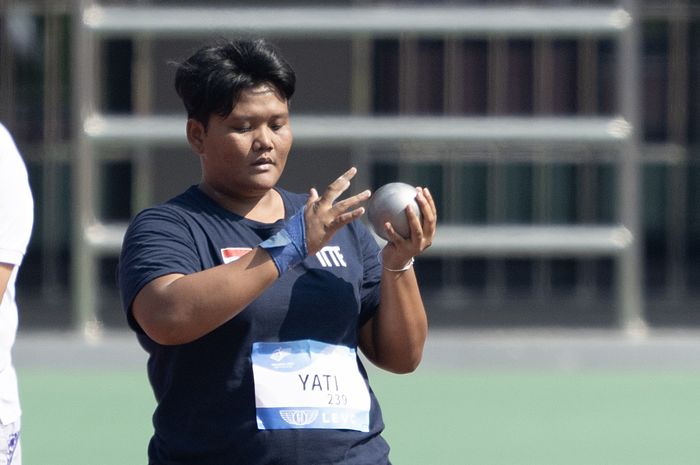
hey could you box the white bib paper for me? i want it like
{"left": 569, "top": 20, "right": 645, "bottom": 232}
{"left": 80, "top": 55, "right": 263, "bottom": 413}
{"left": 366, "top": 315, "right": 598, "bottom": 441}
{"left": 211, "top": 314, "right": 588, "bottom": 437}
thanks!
{"left": 251, "top": 340, "right": 371, "bottom": 432}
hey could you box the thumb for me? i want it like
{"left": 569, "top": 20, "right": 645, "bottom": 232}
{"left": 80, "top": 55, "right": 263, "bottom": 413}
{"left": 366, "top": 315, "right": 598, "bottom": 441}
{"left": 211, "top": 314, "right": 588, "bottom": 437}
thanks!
{"left": 307, "top": 187, "right": 319, "bottom": 208}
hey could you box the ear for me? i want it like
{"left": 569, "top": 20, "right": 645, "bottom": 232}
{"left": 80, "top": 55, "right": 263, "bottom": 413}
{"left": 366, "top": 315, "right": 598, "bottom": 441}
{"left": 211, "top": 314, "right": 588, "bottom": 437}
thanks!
{"left": 186, "top": 119, "right": 206, "bottom": 154}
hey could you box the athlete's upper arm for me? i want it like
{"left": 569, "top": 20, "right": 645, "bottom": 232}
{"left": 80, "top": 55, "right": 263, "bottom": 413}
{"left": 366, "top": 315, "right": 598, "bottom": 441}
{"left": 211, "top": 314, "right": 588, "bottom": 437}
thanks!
{"left": 118, "top": 206, "right": 199, "bottom": 333}
{"left": 358, "top": 316, "right": 378, "bottom": 364}
{"left": 130, "top": 272, "right": 185, "bottom": 336}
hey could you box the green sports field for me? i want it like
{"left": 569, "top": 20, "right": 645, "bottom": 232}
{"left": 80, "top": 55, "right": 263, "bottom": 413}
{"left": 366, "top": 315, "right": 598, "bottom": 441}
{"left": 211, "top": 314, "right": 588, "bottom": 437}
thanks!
{"left": 15, "top": 331, "right": 700, "bottom": 465}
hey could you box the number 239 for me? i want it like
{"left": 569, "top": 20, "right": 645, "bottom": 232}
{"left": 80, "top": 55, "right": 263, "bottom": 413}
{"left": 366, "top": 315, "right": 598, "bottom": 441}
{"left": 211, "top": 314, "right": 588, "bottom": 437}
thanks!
{"left": 327, "top": 393, "right": 347, "bottom": 405}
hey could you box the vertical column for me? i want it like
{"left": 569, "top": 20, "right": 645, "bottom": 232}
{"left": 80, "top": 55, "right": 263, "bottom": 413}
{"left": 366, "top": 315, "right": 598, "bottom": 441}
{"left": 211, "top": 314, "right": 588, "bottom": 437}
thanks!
{"left": 576, "top": 38, "right": 599, "bottom": 301}
{"left": 617, "top": 0, "right": 646, "bottom": 333}
{"left": 132, "top": 31, "right": 154, "bottom": 213}
{"left": 443, "top": 38, "right": 464, "bottom": 297}
{"left": 350, "top": 36, "right": 372, "bottom": 194}
{"left": 666, "top": 0, "right": 689, "bottom": 300}
{"left": 71, "top": 0, "right": 102, "bottom": 338}
{"left": 533, "top": 38, "right": 554, "bottom": 299}
{"left": 485, "top": 38, "right": 508, "bottom": 302}
{"left": 0, "top": 0, "right": 16, "bottom": 125}
{"left": 42, "top": 4, "right": 63, "bottom": 297}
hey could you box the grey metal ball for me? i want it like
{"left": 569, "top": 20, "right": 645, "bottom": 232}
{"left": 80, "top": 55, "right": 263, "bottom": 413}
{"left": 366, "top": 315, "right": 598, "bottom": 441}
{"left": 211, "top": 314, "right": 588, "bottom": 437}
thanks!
{"left": 367, "top": 182, "right": 421, "bottom": 240}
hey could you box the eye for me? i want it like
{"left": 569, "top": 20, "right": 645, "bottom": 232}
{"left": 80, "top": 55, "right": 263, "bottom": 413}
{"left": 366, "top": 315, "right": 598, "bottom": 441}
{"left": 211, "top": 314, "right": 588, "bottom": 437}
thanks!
{"left": 270, "top": 120, "right": 287, "bottom": 131}
{"left": 231, "top": 126, "right": 252, "bottom": 134}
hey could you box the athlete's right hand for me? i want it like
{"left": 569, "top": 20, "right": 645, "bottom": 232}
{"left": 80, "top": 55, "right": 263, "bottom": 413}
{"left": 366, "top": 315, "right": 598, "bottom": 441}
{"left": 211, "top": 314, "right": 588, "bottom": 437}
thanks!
{"left": 304, "top": 167, "right": 371, "bottom": 256}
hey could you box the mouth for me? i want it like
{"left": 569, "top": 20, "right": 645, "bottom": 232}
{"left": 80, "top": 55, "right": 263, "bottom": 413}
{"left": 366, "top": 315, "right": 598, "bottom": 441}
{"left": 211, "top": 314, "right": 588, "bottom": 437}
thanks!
{"left": 251, "top": 157, "right": 275, "bottom": 167}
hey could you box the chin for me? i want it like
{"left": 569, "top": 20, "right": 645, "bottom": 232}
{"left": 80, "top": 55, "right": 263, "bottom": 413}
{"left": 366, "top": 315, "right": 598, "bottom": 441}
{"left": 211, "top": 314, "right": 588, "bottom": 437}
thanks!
{"left": 254, "top": 167, "right": 283, "bottom": 182}
{"left": 246, "top": 175, "right": 281, "bottom": 193}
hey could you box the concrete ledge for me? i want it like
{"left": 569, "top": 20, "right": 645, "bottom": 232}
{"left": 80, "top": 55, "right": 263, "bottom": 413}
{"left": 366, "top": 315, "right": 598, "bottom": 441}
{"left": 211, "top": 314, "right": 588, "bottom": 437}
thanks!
{"left": 13, "top": 329, "right": 700, "bottom": 372}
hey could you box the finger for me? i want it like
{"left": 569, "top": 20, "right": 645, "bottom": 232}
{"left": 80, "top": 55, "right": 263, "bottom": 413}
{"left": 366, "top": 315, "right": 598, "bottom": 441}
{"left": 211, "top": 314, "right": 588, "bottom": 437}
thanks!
{"left": 307, "top": 187, "right": 319, "bottom": 205}
{"left": 306, "top": 187, "right": 321, "bottom": 214}
{"left": 332, "top": 189, "right": 371, "bottom": 213}
{"left": 417, "top": 188, "right": 437, "bottom": 240}
{"left": 415, "top": 189, "right": 435, "bottom": 227}
{"left": 319, "top": 167, "right": 357, "bottom": 205}
{"left": 326, "top": 207, "right": 366, "bottom": 233}
{"left": 404, "top": 204, "right": 424, "bottom": 244}
{"left": 382, "top": 221, "right": 405, "bottom": 244}
{"left": 412, "top": 187, "right": 433, "bottom": 221}
{"left": 422, "top": 187, "right": 437, "bottom": 217}
{"left": 341, "top": 206, "right": 366, "bottom": 224}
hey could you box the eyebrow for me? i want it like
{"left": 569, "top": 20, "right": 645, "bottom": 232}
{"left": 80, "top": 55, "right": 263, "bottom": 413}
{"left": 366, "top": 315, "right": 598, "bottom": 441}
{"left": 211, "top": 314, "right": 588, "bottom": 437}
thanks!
{"left": 227, "top": 111, "right": 289, "bottom": 121}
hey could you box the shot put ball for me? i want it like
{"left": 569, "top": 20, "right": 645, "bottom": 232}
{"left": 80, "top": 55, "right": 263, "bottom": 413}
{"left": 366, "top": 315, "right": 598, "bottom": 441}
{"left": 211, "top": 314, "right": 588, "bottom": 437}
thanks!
{"left": 367, "top": 182, "right": 421, "bottom": 240}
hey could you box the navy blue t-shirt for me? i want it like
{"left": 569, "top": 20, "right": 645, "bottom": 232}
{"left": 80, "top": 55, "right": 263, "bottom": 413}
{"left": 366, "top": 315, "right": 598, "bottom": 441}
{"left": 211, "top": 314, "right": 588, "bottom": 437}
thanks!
{"left": 118, "top": 186, "right": 390, "bottom": 465}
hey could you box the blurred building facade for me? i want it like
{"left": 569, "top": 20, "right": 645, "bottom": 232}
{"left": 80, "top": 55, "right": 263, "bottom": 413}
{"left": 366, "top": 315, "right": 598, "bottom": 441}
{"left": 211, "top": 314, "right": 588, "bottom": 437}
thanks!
{"left": 1, "top": 0, "right": 699, "bottom": 332}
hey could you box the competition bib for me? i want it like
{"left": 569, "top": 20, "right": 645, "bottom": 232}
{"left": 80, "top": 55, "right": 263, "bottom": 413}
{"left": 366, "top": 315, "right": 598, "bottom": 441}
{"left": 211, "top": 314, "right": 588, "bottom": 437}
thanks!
{"left": 251, "top": 339, "right": 371, "bottom": 432}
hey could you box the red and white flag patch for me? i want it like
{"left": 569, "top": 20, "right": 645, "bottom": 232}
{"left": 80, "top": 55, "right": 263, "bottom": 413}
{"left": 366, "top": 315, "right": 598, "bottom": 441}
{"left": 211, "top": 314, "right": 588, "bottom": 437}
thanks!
{"left": 221, "top": 247, "right": 253, "bottom": 264}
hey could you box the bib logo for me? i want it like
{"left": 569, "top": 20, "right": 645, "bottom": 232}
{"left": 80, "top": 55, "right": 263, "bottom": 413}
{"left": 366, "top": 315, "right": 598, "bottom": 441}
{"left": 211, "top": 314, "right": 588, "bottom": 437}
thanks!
{"left": 279, "top": 409, "right": 319, "bottom": 426}
{"left": 221, "top": 247, "right": 253, "bottom": 264}
{"left": 270, "top": 347, "right": 292, "bottom": 362}
{"left": 315, "top": 246, "right": 347, "bottom": 268}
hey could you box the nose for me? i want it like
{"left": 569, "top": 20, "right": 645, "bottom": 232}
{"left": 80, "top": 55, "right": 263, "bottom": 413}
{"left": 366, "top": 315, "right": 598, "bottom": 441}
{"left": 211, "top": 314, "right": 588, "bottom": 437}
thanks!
{"left": 252, "top": 126, "right": 273, "bottom": 152}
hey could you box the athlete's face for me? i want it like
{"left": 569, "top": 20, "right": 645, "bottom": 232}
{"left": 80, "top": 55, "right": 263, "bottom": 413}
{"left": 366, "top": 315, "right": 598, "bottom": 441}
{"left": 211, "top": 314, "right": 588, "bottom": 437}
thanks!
{"left": 188, "top": 83, "right": 292, "bottom": 201}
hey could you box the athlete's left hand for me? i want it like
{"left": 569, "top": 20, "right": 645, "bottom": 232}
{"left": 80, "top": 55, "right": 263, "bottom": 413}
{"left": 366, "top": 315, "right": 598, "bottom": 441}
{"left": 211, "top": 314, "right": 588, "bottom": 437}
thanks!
{"left": 304, "top": 167, "right": 371, "bottom": 256}
{"left": 380, "top": 186, "right": 436, "bottom": 270}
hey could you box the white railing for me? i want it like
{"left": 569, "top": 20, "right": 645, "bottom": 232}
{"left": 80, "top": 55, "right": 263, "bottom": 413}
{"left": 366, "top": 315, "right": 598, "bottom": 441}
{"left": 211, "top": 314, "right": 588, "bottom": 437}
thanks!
{"left": 72, "top": 1, "right": 643, "bottom": 336}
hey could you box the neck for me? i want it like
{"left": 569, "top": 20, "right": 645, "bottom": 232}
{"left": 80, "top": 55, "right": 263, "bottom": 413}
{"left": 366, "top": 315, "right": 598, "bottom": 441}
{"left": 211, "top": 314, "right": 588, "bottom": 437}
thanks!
{"left": 198, "top": 183, "right": 284, "bottom": 223}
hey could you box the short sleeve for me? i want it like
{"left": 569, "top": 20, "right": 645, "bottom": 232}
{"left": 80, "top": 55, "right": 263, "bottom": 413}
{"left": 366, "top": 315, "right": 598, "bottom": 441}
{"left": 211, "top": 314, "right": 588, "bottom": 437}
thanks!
{"left": 355, "top": 221, "right": 382, "bottom": 327}
{"left": 0, "top": 125, "right": 34, "bottom": 266}
{"left": 118, "top": 206, "right": 202, "bottom": 328}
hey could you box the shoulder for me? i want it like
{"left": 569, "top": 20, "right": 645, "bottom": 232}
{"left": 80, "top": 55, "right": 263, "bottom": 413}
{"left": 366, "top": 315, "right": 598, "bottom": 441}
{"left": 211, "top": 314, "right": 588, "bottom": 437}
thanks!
{"left": 130, "top": 187, "right": 201, "bottom": 225}
{"left": 119, "top": 192, "right": 206, "bottom": 285}
{"left": 128, "top": 202, "right": 185, "bottom": 233}
{"left": 124, "top": 190, "right": 204, "bottom": 247}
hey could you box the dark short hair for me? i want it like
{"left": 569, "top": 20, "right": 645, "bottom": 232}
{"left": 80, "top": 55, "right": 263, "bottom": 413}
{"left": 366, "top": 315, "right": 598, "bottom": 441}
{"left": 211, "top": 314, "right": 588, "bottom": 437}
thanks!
{"left": 174, "top": 38, "right": 296, "bottom": 126}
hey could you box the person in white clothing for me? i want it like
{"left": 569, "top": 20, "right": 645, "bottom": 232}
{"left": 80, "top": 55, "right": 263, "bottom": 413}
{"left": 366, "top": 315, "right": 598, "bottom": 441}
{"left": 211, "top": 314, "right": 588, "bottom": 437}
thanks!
{"left": 0, "top": 123, "right": 34, "bottom": 465}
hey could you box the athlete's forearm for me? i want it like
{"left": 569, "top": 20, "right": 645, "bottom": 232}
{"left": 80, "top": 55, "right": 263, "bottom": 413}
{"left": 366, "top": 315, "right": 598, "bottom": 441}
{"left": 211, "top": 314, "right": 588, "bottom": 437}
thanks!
{"left": 361, "top": 268, "right": 428, "bottom": 374}
{"left": 132, "top": 168, "right": 371, "bottom": 346}
{"left": 132, "top": 247, "right": 279, "bottom": 345}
